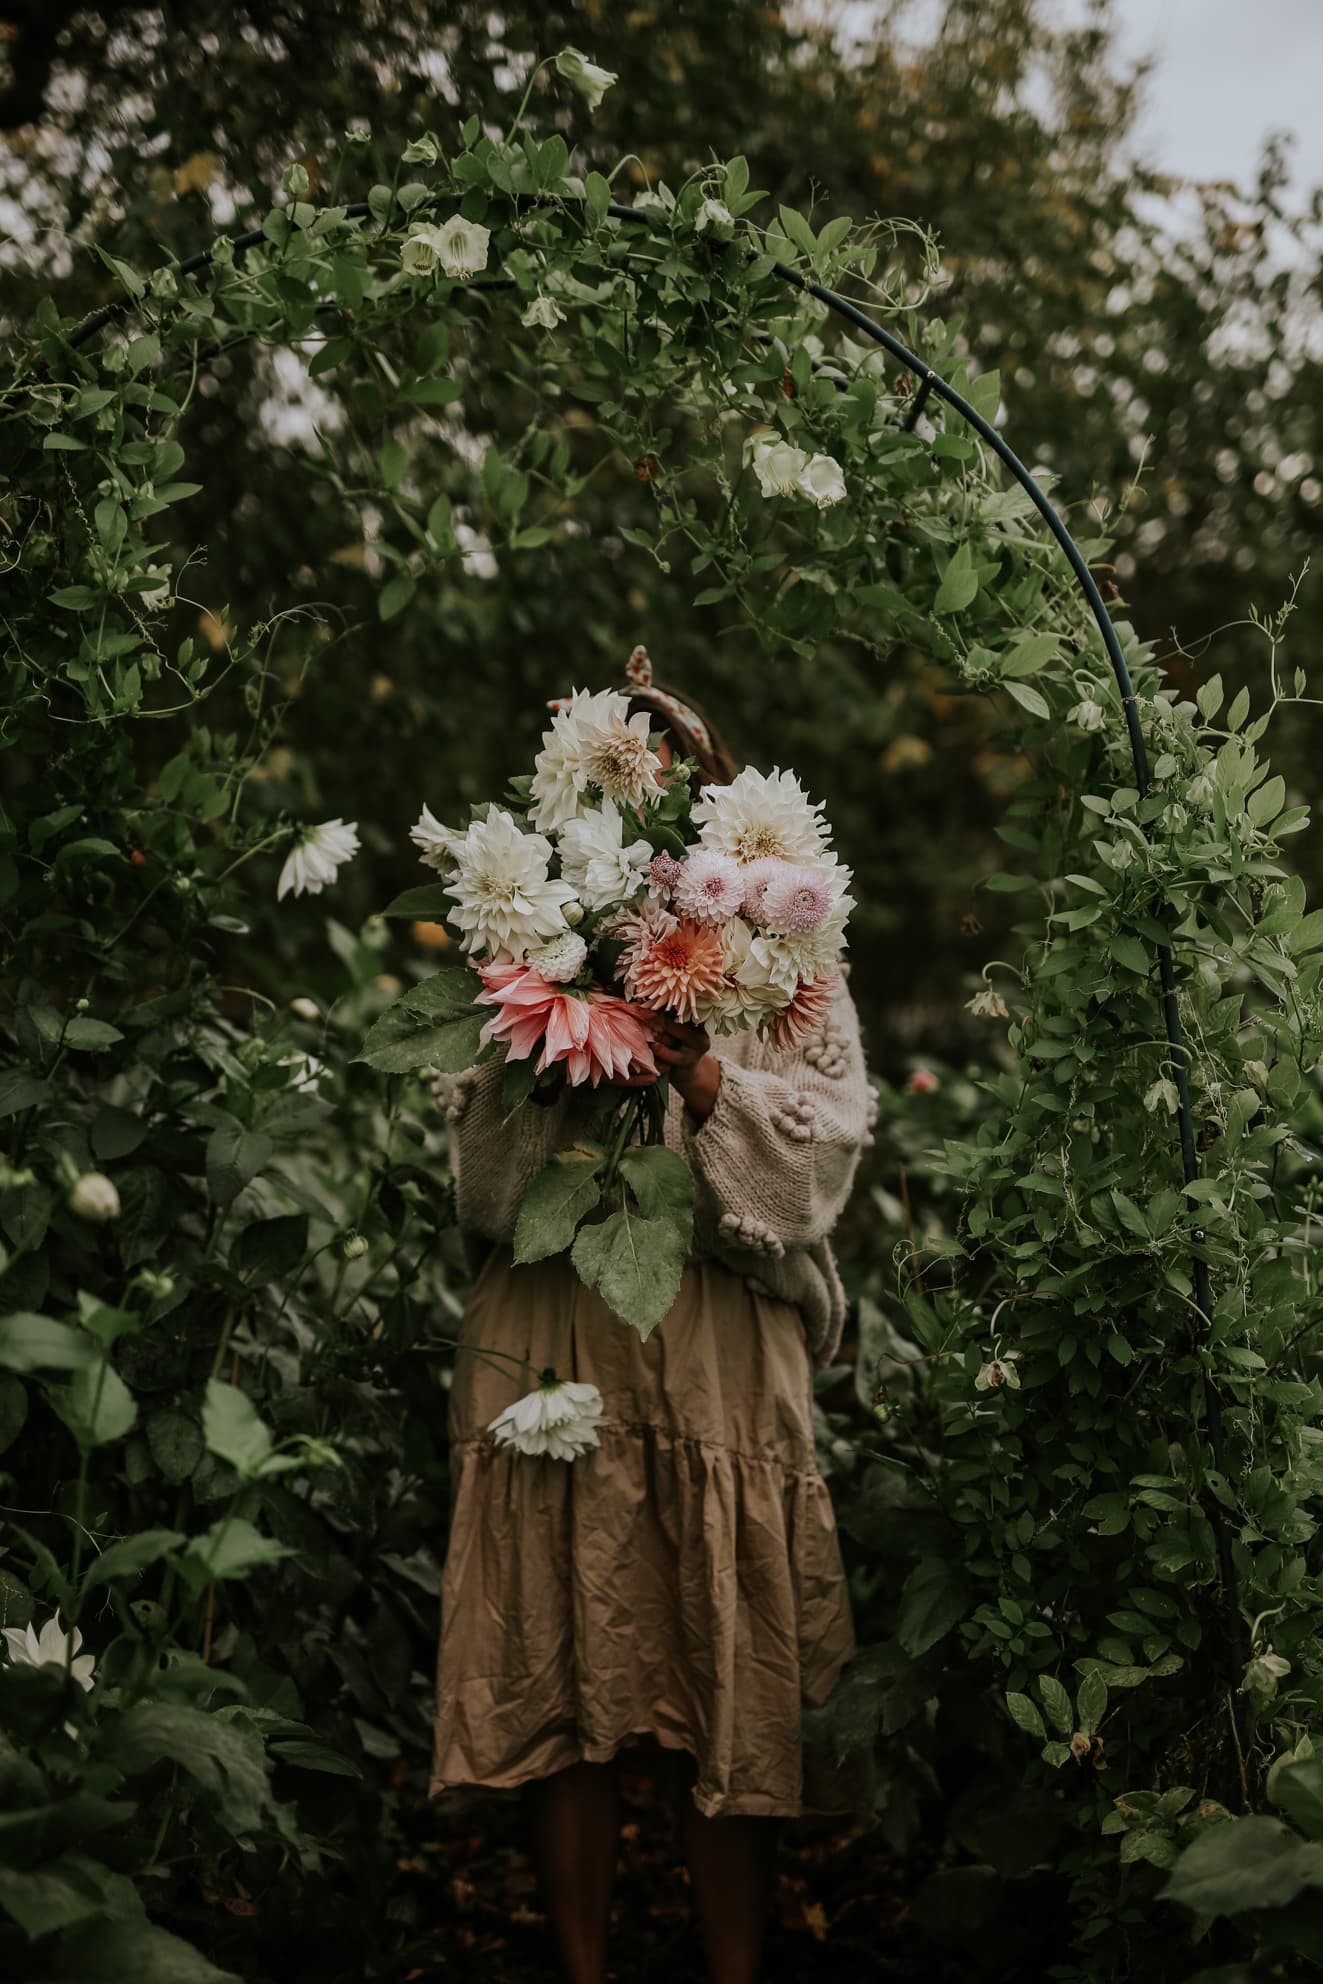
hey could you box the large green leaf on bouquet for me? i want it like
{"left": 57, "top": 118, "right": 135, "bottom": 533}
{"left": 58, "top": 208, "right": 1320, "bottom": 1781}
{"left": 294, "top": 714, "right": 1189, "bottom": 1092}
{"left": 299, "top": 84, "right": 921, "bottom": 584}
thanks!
{"left": 354, "top": 967, "right": 485, "bottom": 1073}
{"left": 572, "top": 1204, "right": 688, "bottom": 1339}
{"left": 513, "top": 1144, "right": 606, "bottom": 1263}
{"left": 618, "top": 1145, "right": 695, "bottom": 1251}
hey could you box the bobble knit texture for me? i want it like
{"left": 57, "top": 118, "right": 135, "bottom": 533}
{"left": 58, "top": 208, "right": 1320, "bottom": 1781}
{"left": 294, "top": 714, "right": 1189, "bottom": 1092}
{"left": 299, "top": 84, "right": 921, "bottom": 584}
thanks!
{"left": 433, "top": 973, "right": 872, "bottom": 1365}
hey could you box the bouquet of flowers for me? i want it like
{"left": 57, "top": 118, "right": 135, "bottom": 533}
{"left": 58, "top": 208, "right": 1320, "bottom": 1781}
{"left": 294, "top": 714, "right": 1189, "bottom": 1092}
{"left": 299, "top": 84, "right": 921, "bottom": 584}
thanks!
{"left": 361, "top": 655, "right": 853, "bottom": 1338}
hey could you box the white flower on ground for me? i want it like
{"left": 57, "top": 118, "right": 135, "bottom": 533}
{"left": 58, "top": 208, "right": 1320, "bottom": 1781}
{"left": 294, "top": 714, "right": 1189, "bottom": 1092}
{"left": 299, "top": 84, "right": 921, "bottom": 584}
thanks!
{"left": 974, "top": 1357, "right": 1021, "bottom": 1391}
{"left": 1068, "top": 698, "right": 1105, "bottom": 733}
{"left": 525, "top": 930, "right": 588, "bottom": 983}
{"left": 694, "top": 197, "right": 736, "bottom": 237}
{"left": 444, "top": 808, "right": 578, "bottom": 961}
{"left": 278, "top": 819, "right": 361, "bottom": 900}
{"left": 2, "top": 1610, "right": 96, "bottom": 1691}
{"left": 746, "top": 435, "right": 811, "bottom": 498}
{"left": 692, "top": 764, "right": 833, "bottom": 868}
{"left": 1241, "top": 1648, "right": 1291, "bottom": 1697}
{"left": 797, "top": 453, "right": 847, "bottom": 508}
{"left": 410, "top": 802, "right": 466, "bottom": 873}
{"left": 553, "top": 47, "right": 619, "bottom": 111}
{"left": 522, "top": 294, "right": 566, "bottom": 330}
{"left": 580, "top": 710, "right": 667, "bottom": 810}
{"left": 1144, "top": 1078, "right": 1180, "bottom": 1116}
{"left": 558, "top": 800, "right": 653, "bottom": 911}
{"left": 529, "top": 687, "right": 632, "bottom": 833}
{"left": 966, "top": 986, "right": 1009, "bottom": 1019}
{"left": 488, "top": 1377, "right": 607, "bottom": 1460}
{"left": 68, "top": 1172, "right": 121, "bottom": 1222}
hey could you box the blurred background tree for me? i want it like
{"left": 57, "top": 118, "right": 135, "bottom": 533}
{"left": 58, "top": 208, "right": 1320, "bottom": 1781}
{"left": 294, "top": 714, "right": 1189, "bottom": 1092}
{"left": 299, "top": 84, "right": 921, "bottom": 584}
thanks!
{"left": 2, "top": 0, "right": 1319, "bottom": 1057}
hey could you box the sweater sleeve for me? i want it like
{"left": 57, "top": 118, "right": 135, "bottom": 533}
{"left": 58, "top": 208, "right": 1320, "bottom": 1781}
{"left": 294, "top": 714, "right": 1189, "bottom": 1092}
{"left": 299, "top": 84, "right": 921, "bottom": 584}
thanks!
{"left": 431, "top": 1056, "right": 570, "bottom": 1242}
{"left": 681, "top": 976, "right": 872, "bottom": 1256}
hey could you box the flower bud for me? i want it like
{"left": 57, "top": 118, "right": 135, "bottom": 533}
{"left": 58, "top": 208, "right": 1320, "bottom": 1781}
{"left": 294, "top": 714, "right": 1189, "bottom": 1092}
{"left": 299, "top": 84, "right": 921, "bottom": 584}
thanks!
{"left": 69, "top": 1173, "right": 121, "bottom": 1222}
{"left": 282, "top": 162, "right": 310, "bottom": 198}
{"left": 341, "top": 1230, "right": 370, "bottom": 1261}
{"left": 561, "top": 899, "right": 585, "bottom": 927}
{"left": 290, "top": 997, "right": 320, "bottom": 1021}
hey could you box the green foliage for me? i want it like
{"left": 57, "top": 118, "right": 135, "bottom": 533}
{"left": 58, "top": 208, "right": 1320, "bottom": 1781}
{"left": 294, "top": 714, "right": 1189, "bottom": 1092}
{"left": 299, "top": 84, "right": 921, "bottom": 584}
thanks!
{"left": 1, "top": 35, "right": 1320, "bottom": 1984}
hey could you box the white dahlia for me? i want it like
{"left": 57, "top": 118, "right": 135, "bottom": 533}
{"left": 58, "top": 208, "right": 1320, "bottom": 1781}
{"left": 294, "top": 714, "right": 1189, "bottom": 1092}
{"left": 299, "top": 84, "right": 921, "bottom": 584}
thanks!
{"left": 529, "top": 687, "right": 632, "bottom": 833}
{"left": 759, "top": 879, "right": 854, "bottom": 983}
{"left": 2, "top": 1609, "right": 96, "bottom": 1691}
{"left": 277, "top": 819, "right": 361, "bottom": 900}
{"left": 443, "top": 808, "right": 578, "bottom": 961}
{"left": 693, "top": 915, "right": 791, "bottom": 1034}
{"left": 525, "top": 930, "right": 588, "bottom": 983}
{"left": 691, "top": 765, "right": 832, "bottom": 868}
{"left": 488, "top": 1377, "right": 607, "bottom": 1460}
{"left": 580, "top": 710, "right": 666, "bottom": 810}
{"left": 410, "top": 802, "right": 466, "bottom": 873}
{"left": 558, "top": 800, "right": 653, "bottom": 911}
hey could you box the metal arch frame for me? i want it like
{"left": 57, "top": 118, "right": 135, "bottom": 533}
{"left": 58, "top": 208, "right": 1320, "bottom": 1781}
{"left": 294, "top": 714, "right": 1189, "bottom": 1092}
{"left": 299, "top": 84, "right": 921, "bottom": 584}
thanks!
{"left": 65, "top": 194, "right": 1241, "bottom": 1663}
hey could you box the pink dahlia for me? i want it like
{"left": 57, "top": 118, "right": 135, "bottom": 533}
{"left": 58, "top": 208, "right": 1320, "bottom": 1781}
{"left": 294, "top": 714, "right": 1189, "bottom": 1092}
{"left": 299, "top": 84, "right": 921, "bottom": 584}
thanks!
{"left": 622, "top": 919, "right": 729, "bottom": 1024}
{"left": 740, "top": 855, "right": 791, "bottom": 922}
{"left": 759, "top": 863, "right": 832, "bottom": 936}
{"left": 672, "top": 848, "right": 745, "bottom": 926}
{"left": 646, "top": 851, "right": 683, "bottom": 900}
{"left": 760, "top": 973, "right": 837, "bottom": 1049}
{"left": 476, "top": 961, "right": 658, "bottom": 1087}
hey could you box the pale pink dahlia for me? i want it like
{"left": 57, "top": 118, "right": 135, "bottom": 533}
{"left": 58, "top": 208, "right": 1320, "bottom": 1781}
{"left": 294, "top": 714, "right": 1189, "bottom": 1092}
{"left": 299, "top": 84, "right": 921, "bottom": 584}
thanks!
{"left": 760, "top": 973, "right": 837, "bottom": 1049}
{"left": 646, "top": 851, "right": 683, "bottom": 899}
{"left": 622, "top": 919, "right": 729, "bottom": 1025}
{"left": 476, "top": 961, "right": 658, "bottom": 1086}
{"left": 759, "top": 864, "right": 832, "bottom": 936}
{"left": 740, "top": 855, "right": 790, "bottom": 923}
{"left": 672, "top": 848, "right": 745, "bottom": 927}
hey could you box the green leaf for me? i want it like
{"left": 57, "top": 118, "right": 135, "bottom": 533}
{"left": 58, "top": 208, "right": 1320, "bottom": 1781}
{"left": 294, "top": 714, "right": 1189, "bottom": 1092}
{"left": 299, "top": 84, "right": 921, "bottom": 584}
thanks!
{"left": 1247, "top": 774, "right": 1285, "bottom": 825}
{"left": 177, "top": 1516, "right": 294, "bottom": 1591}
{"left": 1038, "top": 1674, "right": 1074, "bottom": 1737}
{"left": 0, "top": 1374, "right": 27, "bottom": 1455}
{"left": 202, "top": 1379, "right": 277, "bottom": 1479}
{"left": 585, "top": 170, "right": 611, "bottom": 221}
{"left": 617, "top": 1145, "right": 695, "bottom": 1250}
{"left": 355, "top": 997, "right": 485, "bottom": 1074}
{"left": 231, "top": 1213, "right": 308, "bottom": 1285}
{"left": 0, "top": 1070, "right": 52, "bottom": 1116}
{"left": 777, "top": 202, "right": 818, "bottom": 258}
{"left": 571, "top": 1206, "right": 687, "bottom": 1338}
{"left": 83, "top": 1528, "right": 187, "bottom": 1590}
{"left": 1158, "top": 1816, "right": 1323, "bottom": 1918}
{"left": 0, "top": 1313, "right": 97, "bottom": 1373}
{"left": 933, "top": 543, "right": 978, "bottom": 614}
{"left": 1005, "top": 1691, "right": 1046, "bottom": 1740}
{"left": 896, "top": 1556, "right": 971, "bottom": 1658}
{"left": 381, "top": 883, "right": 453, "bottom": 918}
{"left": 50, "top": 1358, "right": 137, "bottom": 1450}
{"left": 146, "top": 1407, "right": 203, "bottom": 1483}
{"left": 964, "top": 368, "right": 1001, "bottom": 424}
{"left": 1110, "top": 934, "right": 1151, "bottom": 976}
{"left": 378, "top": 573, "right": 416, "bottom": 621}
{"left": 513, "top": 1147, "right": 605, "bottom": 1264}
{"left": 1077, "top": 1669, "right": 1108, "bottom": 1734}
{"left": 1003, "top": 679, "right": 1050, "bottom": 720}
{"left": 206, "top": 1118, "right": 273, "bottom": 1208}
{"left": 115, "top": 1701, "right": 269, "bottom": 1835}
{"left": 0, "top": 1851, "right": 123, "bottom": 1940}
{"left": 269, "top": 1738, "right": 364, "bottom": 1778}
{"left": 1271, "top": 1758, "right": 1323, "bottom": 1841}
{"left": 51, "top": 1918, "right": 243, "bottom": 1983}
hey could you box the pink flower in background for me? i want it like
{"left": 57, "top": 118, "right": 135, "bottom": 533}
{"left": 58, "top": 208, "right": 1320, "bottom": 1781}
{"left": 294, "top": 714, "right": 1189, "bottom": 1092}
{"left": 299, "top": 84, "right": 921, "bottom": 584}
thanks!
{"left": 622, "top": 919, "right": 728, "bottom": 1024}
{"left": 673, "top": 848, "right": 745, "bottom": 926}
{"left": 740, "top": 855, "right": 790, "bottom": 922}
{"left": 476, "top": 961, "right": 658, "bottom": 1086}
{"left": 759, "top": 863, "right": 832, "bottom": 936}
{"left": 760, "top": 973, "right": 837, "bottom": 1049}
{"left": 906, "top": 1066, "right": 940, "bottom": 1095}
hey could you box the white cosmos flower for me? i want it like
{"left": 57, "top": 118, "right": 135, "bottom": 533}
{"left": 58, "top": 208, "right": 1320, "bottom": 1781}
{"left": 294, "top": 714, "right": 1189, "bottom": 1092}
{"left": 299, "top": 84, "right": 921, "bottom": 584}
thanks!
{"left": 2, "top": 1609, "right": 96, "bottom": 1691}
{"left": 488, "top": 1377, "right": 607, "bottom": 1460}
{"left": 553, "top": 47, "right": 619, "bottom": 112}
{"left": 580, "top": 710, "right": 666, "bottom": 809}
{"left": 797, "top": 453, "right": 847, "bottom": 508}
{"left": 747, "top": 435, "right": 811, "bottom": 498}
{"left": 529, "top": 687, "right": 632, "bottom": 833}
{"left": 410, "top": 802, "right": 466, "bottom": 873}
{"left": 443, "top": 807, "right": 578, "bottom": 961}
{"left": 278, "top": 819, "right": 361, "bottom": 900}
{"left": 558, "top": 800, "right": 653, "bottom": 911}
{"left": 691, "top": 765, "right": 832, "bottom": 868}
{"left": 522, "top": 294, "right": 566, "bottom": 330}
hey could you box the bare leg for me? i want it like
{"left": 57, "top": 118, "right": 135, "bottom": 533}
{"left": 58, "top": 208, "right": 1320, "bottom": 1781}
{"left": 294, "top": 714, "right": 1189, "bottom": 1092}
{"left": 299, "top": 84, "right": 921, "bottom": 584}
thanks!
{"left": 520, "top": 1759, "right": 621, "bottom": 1984}
{"left": 657, "top": 1744, "right": 780, "bottom": 1984}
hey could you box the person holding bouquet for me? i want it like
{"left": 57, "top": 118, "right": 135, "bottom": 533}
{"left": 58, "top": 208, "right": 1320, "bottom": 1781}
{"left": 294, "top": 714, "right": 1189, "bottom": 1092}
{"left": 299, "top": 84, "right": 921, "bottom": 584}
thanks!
{"left": 424, "top": 652, "right": 875, "bottom": 1984}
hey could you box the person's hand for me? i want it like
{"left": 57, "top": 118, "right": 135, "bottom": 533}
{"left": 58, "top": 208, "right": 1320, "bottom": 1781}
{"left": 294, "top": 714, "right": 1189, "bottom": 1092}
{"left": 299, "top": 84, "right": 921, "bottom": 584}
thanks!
{"left": 625, "top": 1019, "right": 721, "bottom": 1121}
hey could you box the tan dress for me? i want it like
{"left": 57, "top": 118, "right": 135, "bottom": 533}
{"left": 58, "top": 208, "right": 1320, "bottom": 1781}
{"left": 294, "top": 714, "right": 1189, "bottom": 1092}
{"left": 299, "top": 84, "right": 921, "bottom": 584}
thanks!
{"left": 429, "top": 1243, "right": 859, "bottom": 1817}
{"left": 427, "top": 973, "right": 875, "bottom": 1818}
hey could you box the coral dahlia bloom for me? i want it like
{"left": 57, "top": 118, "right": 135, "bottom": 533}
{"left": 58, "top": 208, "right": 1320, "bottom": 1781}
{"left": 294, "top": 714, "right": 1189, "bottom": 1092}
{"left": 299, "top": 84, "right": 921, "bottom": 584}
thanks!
{"left": 623, "top": 919, "right": 729, "bottom": 1025}
{"left": 761, "top": 973, "right": 837, "bottom": 1049}
{"left": 476, "top": 961, "right": 658, "bottom": 1086}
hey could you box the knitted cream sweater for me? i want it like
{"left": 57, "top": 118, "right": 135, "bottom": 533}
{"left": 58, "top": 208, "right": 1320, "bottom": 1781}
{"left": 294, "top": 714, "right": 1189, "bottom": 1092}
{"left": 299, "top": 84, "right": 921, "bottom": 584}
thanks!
{"left": 434, "top": 972, "right": 877, "bottom": 1367}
